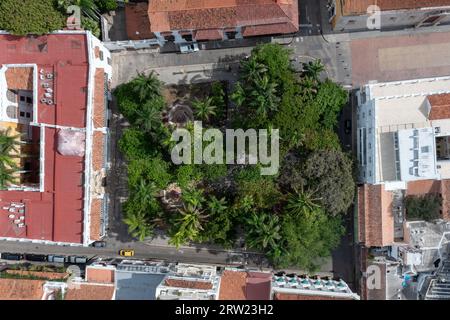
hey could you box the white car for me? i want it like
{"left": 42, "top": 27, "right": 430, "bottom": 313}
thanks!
{"left": 180, "top": 43, "right": 199, "bottom": 53}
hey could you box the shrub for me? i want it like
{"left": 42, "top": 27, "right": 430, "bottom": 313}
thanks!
{"left": 0, "top": 0, "right": 65, "bottom": 35}
{"left": 95, "top": 0, "right": 118, "bottom": 12}
{"left": 127, "top": 157, "right": 172, "bottom": 190}
{"left": 119, "top": 128, "right": 154, "bottom": 160}
{"left": 405, "top": 194, "right": 442, "bottom": 221}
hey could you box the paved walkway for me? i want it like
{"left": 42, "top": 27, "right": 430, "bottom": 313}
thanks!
{"left": 351, "top": 30, "right": 450, "bottom": 86}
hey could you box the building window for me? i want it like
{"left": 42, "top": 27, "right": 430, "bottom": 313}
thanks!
{"left": 99, "top": 50, "right": 104, "bottom": 61}
{"left": 369, "top": 142, "right": 372, "bottom": 149}
{"left": 164, "top": 35, "right": 175, "bottom": 42}
{"left": 182, "top": 34, "right": 193, "bottom": 42}
{"left": 368, "top": 128, "right": 372, "bottom": 134}
{"left": 422, "top": 15, "right": 441, "bottom": 25}
{"left": 225, "top": 31, "right": 237, "bottom": 40}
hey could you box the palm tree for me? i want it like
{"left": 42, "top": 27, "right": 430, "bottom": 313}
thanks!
{"left": 132, "top": 71, "right": 163, "bottom": 102}
{"left": 0, "top": 128, "right": 20, "bottom": 189}
{"left": 134, "top": 101, "right": 162, "bottom": 134}
{"left": 231, "top": 82, "right": 246, "bottom": 107}
{"left": 238, "top": 195, "right": 255, "bottom": 214}
{"left": 0, "top": 167, "right": 18, "bottom": 190}
{"left": 241, "top": 57, "right": 267, "bottom": 82}
{"left": 192, "top": 97, "right": 217, "bottom": 122}
{"left": 182, "top": 188, "right": 205, "bottom": 207}
{"left": 250, "top": 76, "right": 279, "bottom": 116}
{"left": 207, "top": 196, "right": 228, "bottom": 215}
{"left": 133, "top": 179, "right": 159, "bottom": 211}
{"left": 169, "top": 204, "right": 208, "bottom": 248}
{"left": 245, "top": 212, "right": 281, "bottom": 252}
{"left": 122, "top": 211, "right": 154, "bottom": 241}
{"left": 300, "top": 76, "right": 319, "bottom": 97}
{"left": 302, "top": 59, "right": 325, "bottom": 81}
{"left": 286, "top": 189, "right": 321, "bottom": 217}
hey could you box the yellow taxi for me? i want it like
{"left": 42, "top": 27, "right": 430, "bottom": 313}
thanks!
{"left": 119, "top": 249, "right": 135, "bottom": 257}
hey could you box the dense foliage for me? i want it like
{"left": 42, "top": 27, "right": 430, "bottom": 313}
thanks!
{"left": 405, "top": 194, "right": 442, "bottom": 221}
{"left": 0, "top": 128, "right": 20, "bottom": 189}
{"left": 0, "top": 0, "right": 65, "bottom": 35}
{"left": 0, "top": 0, "right": 117, "bottom": 37}
{"left": 116, "top": 44, "right": 353, "bottom": 270}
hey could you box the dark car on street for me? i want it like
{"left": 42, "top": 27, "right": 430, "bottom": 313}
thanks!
{"left": 92, "top": 241, "right": 106, "bottom": 248}
{"left": 344, "top": 119, "right": 352, "bottom": 134}
{"left": 24, "top": 254, "right": 48, "bottom": 262}
{"left": 1, "top": 252, "right": 24, "bottom": 261}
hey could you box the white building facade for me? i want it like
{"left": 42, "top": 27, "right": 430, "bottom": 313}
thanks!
{"left": 356, "top": 76, "right": 450, "bottom": 190}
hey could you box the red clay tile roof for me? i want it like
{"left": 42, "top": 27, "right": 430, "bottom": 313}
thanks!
{"left": 219, "top": 270, "right": 272, "bottom": 300}
{"left": 164, "top": 278, "right": 213, "bottom": 290}
{"left": 342, "top": 0, "right": 450, "bottom": 16}
{"left": 86, "top": 266, "right": 115, "bottom": 284}
{"left": 406, "top": 179, "right": 441, "bottom": 196}
{"left": 0, "top": 279, "right": 45, "bottom": 300}
{"left": 358, "top": 184, "right": 394, "bottom": 247}
{"left": 125, "top": 2, "right": 155, "bottom": 40}
{"left": 92, "top": 131, "right": 105, "bottom": 172}
{"left": 219, "top": 270, "right": 247, "bottom": 300}
{"left": 65, "top": 283, "right": 115, "bottom": 300}
{"left": 5, "top": 67, "right": 33, "bottom": 90}
{"left": 246, "top": 273, "right": 271, "bottom": 300}
{"left": 93, "top": 69, "right": 106, "bottom": 129}
{"left": 90, "top": 199, "right": 102, "bottom": 241}
{"left": 195, "top": 29, "right": 223, "bottom": 41}
{"left": 148, "top": 0, "right": 298, "bottom": 38}
{"left": 428, "top": 93, "right": 450, "bottom": 120}
{"left": 439, "top": 179, "right": 450, "bottom": 221}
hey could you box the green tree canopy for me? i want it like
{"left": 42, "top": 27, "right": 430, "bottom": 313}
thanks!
{"left": 275, "top": 203, "right": 344, "bottom": 271}
{"left": 279, "top": 149, "right": 355, "bottom": 216}
{"left": 0, "top": 0, "right": 65, "bottom": 35}
{"left": 405, "top": 194, "right": 442, "bottom": 221}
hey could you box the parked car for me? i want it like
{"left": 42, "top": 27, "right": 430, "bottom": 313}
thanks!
{"left": 0, "top": 252, "right": 24, "bottom": 261}
{"left": 119, "top": 249, "right": 135, "bottom": 257}
{"left": 179, "top": 43, "right": 199, "bottom": 54}
{"left": 68, "top": 256, "right": 88, "bottom": 264}
{"left": 92, "top": 241, "right": 106, "bottom": 248}
{"left": 344, "top": 119, "right": 352, "bottom": 134}
{"left": 47, "top": 255, "right": 67, "bottom": 263}
{"left": 24, "top": 254, "right": 47, "bottom": 262}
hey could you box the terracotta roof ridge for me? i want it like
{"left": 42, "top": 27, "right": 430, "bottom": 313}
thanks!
{"left": 149, "top": 2, "right": 288, "bottom": 13}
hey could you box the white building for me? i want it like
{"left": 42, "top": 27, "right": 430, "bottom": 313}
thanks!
{"left": 356, "top": 76, "right": 450, "bottom": 190}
